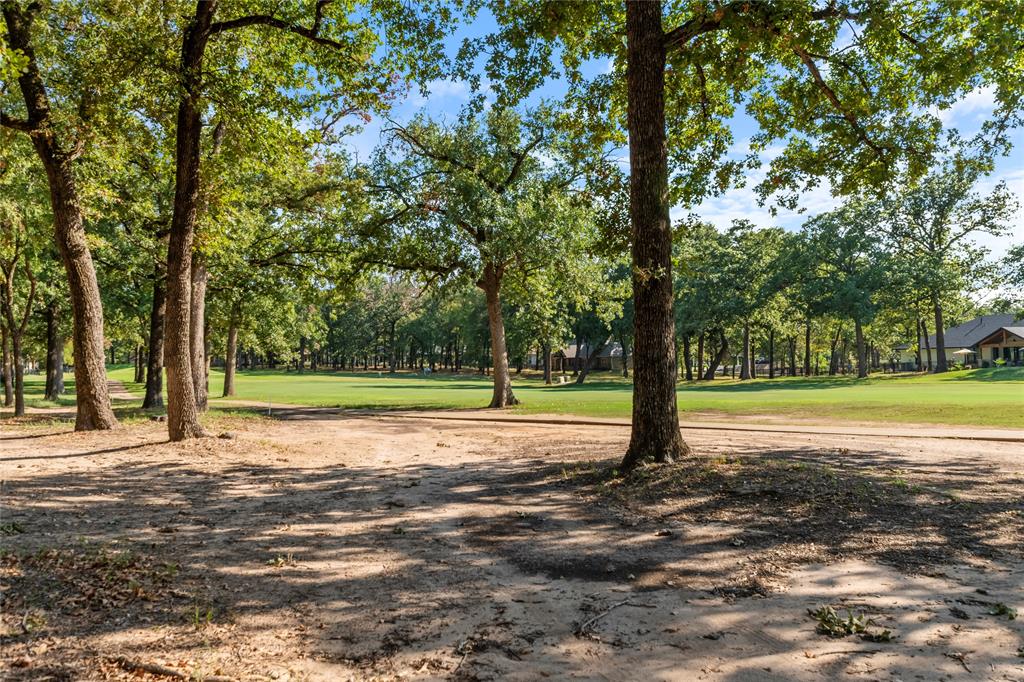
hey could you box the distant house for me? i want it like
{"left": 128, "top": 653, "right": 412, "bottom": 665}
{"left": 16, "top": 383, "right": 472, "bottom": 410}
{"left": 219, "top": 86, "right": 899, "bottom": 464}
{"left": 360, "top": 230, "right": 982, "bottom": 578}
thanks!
{"left": 897, "top": 314, "right": 1024, "bottom": 369}
{"left": 552, "top": 340, "right": 629, "bottom": 373}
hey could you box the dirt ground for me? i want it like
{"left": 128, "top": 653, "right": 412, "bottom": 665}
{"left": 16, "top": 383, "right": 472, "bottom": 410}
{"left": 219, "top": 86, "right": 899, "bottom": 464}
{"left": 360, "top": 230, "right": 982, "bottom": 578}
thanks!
{"left": 1, "top": 409, "right": 1022, "bottom": 681}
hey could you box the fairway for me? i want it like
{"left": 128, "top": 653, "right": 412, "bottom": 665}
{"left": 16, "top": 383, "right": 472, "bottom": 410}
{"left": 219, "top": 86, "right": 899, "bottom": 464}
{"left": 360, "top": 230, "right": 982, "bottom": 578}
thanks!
{"left": 97, "top": 366, "right": 1024, "bottom": 428}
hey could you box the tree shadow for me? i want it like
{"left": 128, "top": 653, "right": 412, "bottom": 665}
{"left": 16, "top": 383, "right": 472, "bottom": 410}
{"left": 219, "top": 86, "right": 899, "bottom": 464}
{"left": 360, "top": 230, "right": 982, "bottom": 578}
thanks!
{"left": 1, "top": 425, "right": 1021, "bottom": 680}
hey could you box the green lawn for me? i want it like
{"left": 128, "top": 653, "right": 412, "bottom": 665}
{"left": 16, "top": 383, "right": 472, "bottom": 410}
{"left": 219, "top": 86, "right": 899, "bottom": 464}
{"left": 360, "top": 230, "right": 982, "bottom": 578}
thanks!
{"left": 94, "top": 365, "right": 1024, "bottom": 428}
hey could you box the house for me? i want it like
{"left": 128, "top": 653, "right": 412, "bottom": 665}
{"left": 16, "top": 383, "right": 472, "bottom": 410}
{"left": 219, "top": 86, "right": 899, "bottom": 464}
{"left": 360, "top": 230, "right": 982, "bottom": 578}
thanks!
{"left": 552, "top": 340, "right": 630, "bottom": 373}
{"left": 896, "top": 314, "right": 1024, "bottom": 369}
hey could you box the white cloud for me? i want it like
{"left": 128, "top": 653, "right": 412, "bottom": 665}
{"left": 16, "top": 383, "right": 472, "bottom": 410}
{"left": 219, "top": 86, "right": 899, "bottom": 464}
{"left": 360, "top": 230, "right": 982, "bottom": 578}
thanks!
{"left": 933, "top": 85, "right": 997, "bottom": 127}
{"left": 412, "top": 79, "right": 471, "bottom": 107}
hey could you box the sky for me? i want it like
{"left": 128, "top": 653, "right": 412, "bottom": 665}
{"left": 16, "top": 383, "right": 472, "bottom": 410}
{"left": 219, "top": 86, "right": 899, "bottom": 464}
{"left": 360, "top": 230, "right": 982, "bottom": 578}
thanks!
{"left": 341, "top": 10, "right": 1023, "bottom": 261}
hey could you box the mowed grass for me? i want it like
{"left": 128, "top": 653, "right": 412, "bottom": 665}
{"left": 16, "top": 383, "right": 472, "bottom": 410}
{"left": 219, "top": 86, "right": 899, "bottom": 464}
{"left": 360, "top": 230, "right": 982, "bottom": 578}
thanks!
{"left": 100, "top": 364, "right": 1024, "bottom": 428}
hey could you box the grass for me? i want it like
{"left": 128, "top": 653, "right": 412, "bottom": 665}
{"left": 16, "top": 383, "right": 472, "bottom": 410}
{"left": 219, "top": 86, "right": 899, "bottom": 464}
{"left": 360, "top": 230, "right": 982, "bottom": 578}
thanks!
{"left": 85, "top": 364, "right": 1024, "bottom": 428}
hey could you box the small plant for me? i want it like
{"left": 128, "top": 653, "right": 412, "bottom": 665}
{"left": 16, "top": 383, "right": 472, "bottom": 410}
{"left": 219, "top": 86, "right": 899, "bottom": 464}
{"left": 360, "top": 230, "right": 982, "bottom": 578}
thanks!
{"left": 190, "top": 604, "right": 215, "bottom": 629}
{"left": 267, "top": 553, "right": 297, "bottom": 567}
{"left": 988, "top": 603, "right": 1017, "bottom": 620}
{"left": 0, "top": 522, "right": 25, "bottom": 535}
{"left": 808, "top": 605, "right": 893, "bottom": 642}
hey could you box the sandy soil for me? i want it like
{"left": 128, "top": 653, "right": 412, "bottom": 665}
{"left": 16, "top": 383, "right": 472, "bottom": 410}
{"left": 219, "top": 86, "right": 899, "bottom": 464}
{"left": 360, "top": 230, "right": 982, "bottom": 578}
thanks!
{"left": 1, "top": 411, "right": 1022, "bottom": 681}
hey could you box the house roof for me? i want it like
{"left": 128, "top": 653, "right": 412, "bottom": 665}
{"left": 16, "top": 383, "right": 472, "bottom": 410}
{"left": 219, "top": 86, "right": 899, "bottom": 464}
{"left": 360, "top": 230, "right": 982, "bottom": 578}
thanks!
{"left": 927, "top": 314, "right": 1024, "bottom": 349}
{"left": 977, "top": 326, "right": 1024, "bottom": 346}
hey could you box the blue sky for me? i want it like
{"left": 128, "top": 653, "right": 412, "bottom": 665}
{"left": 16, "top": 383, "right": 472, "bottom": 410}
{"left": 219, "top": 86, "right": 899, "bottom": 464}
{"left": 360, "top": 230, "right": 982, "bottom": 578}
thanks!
{"left": 343, "top": 11, "right": 1023, "bottom": 260}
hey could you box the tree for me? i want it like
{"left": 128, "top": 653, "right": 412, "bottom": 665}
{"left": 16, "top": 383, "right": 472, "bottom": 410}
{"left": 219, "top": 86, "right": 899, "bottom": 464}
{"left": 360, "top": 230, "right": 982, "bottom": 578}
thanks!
{"left": 803, "top": 201, "right": 892, "bottom": 378}
{"left": 0, "top": 222, "right": 37, "bottom": 415}
{"left": 153, "top": 0, "right": 455, "bottom": 440}
{"left": 358, "top": 108, "right": 594, "bottom": 407}
{"left": 883, "top": 168, "right": 1017, "bottom": 372}
{"left": 474, "top": 0, "right": 1024, "bottom": 470}
{"left": 2, "top": 3, "right": 117, "bottom": 429}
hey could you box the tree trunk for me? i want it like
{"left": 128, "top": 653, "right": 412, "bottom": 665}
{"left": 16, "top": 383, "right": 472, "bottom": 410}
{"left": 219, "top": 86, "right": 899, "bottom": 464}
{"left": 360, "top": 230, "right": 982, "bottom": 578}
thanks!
{"left": 740, "top": 322, "right": 752, "bottom": 380}
{"left": 620, "top": 0, "right": 689, "bottom": 470}
{"left": 828, "top": 326, "right": 841, "bottom": 375}
{"left": 44, "top": 301, "right": 64, "bottom": 400}
{"left": 2, "top": 326, "right": 12, "bottom": 407}
{"left": 188, "top": 259, "right": 208, "bottom": 411}
{"left": 542, "top": 342, "right": 552, "bottom": 384}
{"left": 696, "top": 332, "right": 704, "bottom": 381}
{"left": 10, "top": 331, "right": 24, "bottom": 416}
{"left": 768, "top": 328, "right": 775, "bottom": 379}
{"left": 788, "top": 336, "right": 797, "bottom": 377}
{"left": 914, "top": 312, "right": 923, "bottom": 371}
{"left": 703, "top": 330, "right": 728, "bottom": 380}
{"left": 143, "top": 273, "right": 166, "bottom": 409}
{"left": 682, "top": 334, "right": 693, "bottom": 381}
{"left": 134, "top": 344, "right": 146, "bottom": 384}
{"left": 921, "top": 317, "right": 933, "bottom": 372}
{"left": 223, "top": 305, "right": 240, "bottom": 397}
{"left": 2, "top": 3, "right": 117, "bottom": 431}
{"left": 803, "top": 316, "right": 812, "bottom": 377}
{"left": 479, "top": 264, "right": 517, "bottom": 407}
{"left": 932, "top": 296, "right": 947, "bottom": 372}
{"left": 164, "top": 1, "right": 215, "bottom": 440}
{"left": 576, "top": 339, "right": 607, "bottom": 385}
{"left": 620, "top": 335, "right": 630, "bottom": 378}
{"left": 854, "top": 318, "right": 867, "bottom": 378}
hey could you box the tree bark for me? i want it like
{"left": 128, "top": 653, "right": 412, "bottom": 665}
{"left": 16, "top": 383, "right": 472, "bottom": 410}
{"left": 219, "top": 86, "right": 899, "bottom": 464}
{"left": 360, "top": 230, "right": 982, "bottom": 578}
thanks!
{"left": 143, "top": 272, "right": 166, "bottom": 409}
{"left": 222, "top": 304, "right": 240, "bottom": 397}
{"left": 932, "top": 296, "right": 947, "bottom": 372}
{"left": 44, "top": 301, "right": 64, "bottom": 400}
{"left": 854, "top": 318, "right": 867, "bottom": 378}
{"left": 479, "top": 263, "right": 517, "bottom": 407}
{"left": 768, "top": 328, "right": 775, "bottom": 379}
{"left": 2, "top": 3, "right": 116, "bottom": 430}
{"left": 620, "top": 0, "right": 689, "bottom": 470}
{"left": 740, "top": 322, "right": 752, "bottom": 380}
{"left": 164, "top": 0, "right": 215, "bottom": 440}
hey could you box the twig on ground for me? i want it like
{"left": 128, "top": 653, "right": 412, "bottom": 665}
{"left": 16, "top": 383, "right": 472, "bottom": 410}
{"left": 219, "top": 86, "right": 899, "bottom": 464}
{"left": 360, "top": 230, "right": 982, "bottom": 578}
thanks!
{"left": 109, "top": 656, "right": 235, "bottom": 682}
{"left": 944, "top": 651, "right": 971, "bottom": 672}
{"left": 574, "top": 600, "right": 656, "bottom": 638}
{"left": 804, "top": 649, "right": 882, "bottom": 658}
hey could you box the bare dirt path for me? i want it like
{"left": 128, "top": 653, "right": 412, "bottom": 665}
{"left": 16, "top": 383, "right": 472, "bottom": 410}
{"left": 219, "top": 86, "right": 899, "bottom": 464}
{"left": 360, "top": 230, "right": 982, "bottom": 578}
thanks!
{"left": 1, "top": 414, "right": 1022, "bottom": 681}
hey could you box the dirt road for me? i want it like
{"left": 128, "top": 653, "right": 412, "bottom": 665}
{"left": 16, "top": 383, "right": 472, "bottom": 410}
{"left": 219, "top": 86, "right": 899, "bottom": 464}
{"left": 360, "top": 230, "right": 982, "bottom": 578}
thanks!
{"left": 2, "top": 413, "right": 1022, "bottom": 680}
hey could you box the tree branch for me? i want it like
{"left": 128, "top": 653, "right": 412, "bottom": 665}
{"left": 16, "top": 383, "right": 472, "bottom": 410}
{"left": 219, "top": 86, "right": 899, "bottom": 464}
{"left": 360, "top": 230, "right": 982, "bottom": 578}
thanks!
{"left": 663, "top": 2, "right": 862, "bottom": 52}
{"left": 208, "top": 1, "right": 357, "bottom": 56}
{"left": 790, "top": 45, "right": 885, "bottom": 157}
{"left": 0, "top": 112, "right": 34, "bottom": 133}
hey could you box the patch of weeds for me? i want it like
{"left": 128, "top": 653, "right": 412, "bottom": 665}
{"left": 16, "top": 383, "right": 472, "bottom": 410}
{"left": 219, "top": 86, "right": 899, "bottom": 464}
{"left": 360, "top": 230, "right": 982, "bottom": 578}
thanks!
{"left": 889, "top": 477, "right": 909, "bottom": 489}
{"left": 988, "top": 603, "right": 1017, "bottom": 620}
{"left": 189, "top": 604, "right": 216, "bottom": 629}
{"left": 21, "top": 609, "right": 48, "bottom": 633}
{"left": 808, "top": 605, "right": 893, "bottom": 642}
{"left": 0, "top": 522, "right": 25, "bottom": 536}
{"left": 267, "top": 553, "right": 298, "bottom": 567}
